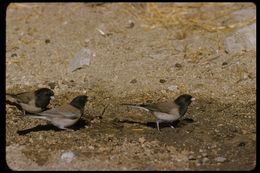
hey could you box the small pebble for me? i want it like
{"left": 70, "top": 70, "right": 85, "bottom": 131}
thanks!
{"left": 175, "top": 63, "right": 182, "bottom": 68}
{"left": 222, "top": 62, "right": 228, "bottom": 66}
{"left": 61, "top": 151, "right": 75, "bottom": 163}
{"left": 196, "top": 160, "right": 202, "bottom": 166}
{"left": 167, "top": 85, "right": 178, "bottom": 91}
{"left": 188, "top": 155, "right": 196, "bottom": 160}
{"left": 88, "top": 146, "right": 94, "bottom": 150}
{"left": 238, "top": 142, "right": 246, "bottom": 147}
{"left": 202, "top": 153, "right": 208, "bottom": 157}
{"left": 11, "top": 53, "right": 17, "bottom": 57}
{"left": 159, "top": 79, "right": 166, "bottom": 83}
{"left": 130, "top": 79, "right": 137, "bottom": 84}
{"left": 139, "top": 137, "right": 146, "bottom": 144}
{"left": 211, "top": 144, "right": 217, "bottom": 148}
{"left": 45, "top": 39, "right": 51, "bottom": 44}
{"left": 126, "top": 20, "right": 135, "bottom": 28}
{"left": 202, "top": 157, "right": 209, "bottom": 164}
{"left": 214, "top": 156, "right": 227, "bottom": 163}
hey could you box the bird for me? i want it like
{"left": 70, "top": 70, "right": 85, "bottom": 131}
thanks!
{"left": 25, "top": 95, "right": 88, "bottom": 130}
{"left": 6, "top": 88, "right": 54, "bottom": 115}
{"left": 121, "top": 94, "right": 195, "bottom": 131}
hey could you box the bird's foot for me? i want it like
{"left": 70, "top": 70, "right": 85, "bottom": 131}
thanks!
{"left": 59, "top": 127, "right": 75, "bottom": 131}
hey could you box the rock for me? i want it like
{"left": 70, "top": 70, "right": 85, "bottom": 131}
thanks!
{"left": 214, "top": 156, "right": 227, "bottom": 163}
{"left": 126, "top": 20, "right": 135, "bottom": 28}
{"left": 196, "top": 160, "right": 202, "bottom": 166}
{"left": 68, "top": 48, "right": 94, "bottom": 72}
{"left": 202, "top": 157, "right": 209, "bottom": 164}
{"left": 45, "top": 39, "right": 50, "bottom": 44}
{"left": 231, "top": 8, "right": 256, "bottom": 23}
{"left": 202, "top": 153, "right": 208, "bottom": 157}
{"left": 167, "top": 85, "right": 178, "bottom": 91}
{"left": 175, "top": 63, "right": 182, "bottom": 68}
{"left": 159, "top": 79, "right": 166, "bottom": 83}
{"left": 130, "top": 79, "right": 137, "bottom": 84}
{"left": 238, "top": 142, "right": 246, "bottom": 147}
{"left": 188, "top": 155, "right": 196, "bottom": 160}
{"left": 138, "top": 137, "right": 146, "bottom": 144}
{"left": 224, "top": 23, "right": 256, "bottom": 54}
{"left": 61, "top": 151, "right": 76, "bottom": 163}
{"left": 222, "top": 62, "right": 228, "bottom": 66}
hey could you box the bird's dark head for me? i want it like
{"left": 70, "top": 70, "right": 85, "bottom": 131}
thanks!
{"left": 174, "top": 94, "right": 195, "bottom": 107}
{"left": 70, "top": 95, "right": 88, "bottom": 111}
{"left": 34, "top": 88, "right": 54, "bottom": 108}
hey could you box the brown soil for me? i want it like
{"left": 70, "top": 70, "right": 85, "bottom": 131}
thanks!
{"left": 6, "top": 3, "right": 256, "bottom": 171}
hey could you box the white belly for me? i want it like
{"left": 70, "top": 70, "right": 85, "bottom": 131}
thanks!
{"left": 153, "top": 112, "right": 180, "bottom": 121}
{"left": 20, "top": 103, "right": 42, "bottom": 113}
{"left": 52, "top": 117, "right": 80, "bottom": 128}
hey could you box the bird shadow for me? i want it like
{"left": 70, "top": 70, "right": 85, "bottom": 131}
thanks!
{"left": 114, "top": 118, "right": 195, "bottom": 130}
{"left": 17, "top": 119, "right": 88, "bottom": 135}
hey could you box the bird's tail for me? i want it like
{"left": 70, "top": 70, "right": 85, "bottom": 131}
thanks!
{"left": 6, "top": 93, "right": 18, "bottom": 103}
{"left": 25, "top": 114, "right": 49, "bottom": 120}
{"left": 120, "top": 103, "right": 150, "bottom": 112}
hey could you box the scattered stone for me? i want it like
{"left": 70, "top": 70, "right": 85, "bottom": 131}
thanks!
{"left": 224, "top": 23, "right": 256, "bottom": 54}
{"left": 68, "top": 48, "right": 94, "bottom": 72}
{"left": 45, "top": 39, "right": 50, "bottom": 44}
{"left": 175, "top": 63, "right": 182, "bottom": 68}
{"left": 196, "top": 160, "right": 202, "bottom": 166}
{"left": 61, "top": 151, "right": 76, "bottom": 163}
{"left": 222, "top": 62, "right": 228, "bottom": 66}
{"left": 126, "top": 20, "right": 135, "bottom": 28}
{"left": 159, "top": 79, "right": 166, "bottom": 83}
{"left": 202, "top": 157, "right": 209, "bottom": 164}
{"left": 11, "top": 53, "right": 17, "bottom": 57}
{"left": 214, "top": 156, "right": 227, "bottom": 163}
{"left": 88, "top": 146, "right": 94, "bottom": 150}
{"left": 167, "top": 85, "right": 178, "bottom": 91}
{"left": 188, "top": 155, "right": 196, "bottom": 160}
{"left": 138, "top": 137, "right": 146, "bottom": 144}
{"left": 202, "top": 153, "right": 208, "bottom": 157}
{"left": 238, "top": 142, "right": 246, "bottom": 147}
{"left": 130, "top": 79, "right": 137, "bottom": 84}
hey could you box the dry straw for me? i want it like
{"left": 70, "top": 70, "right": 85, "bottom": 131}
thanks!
{"left": 125, "top": 3, "right": 256, "bottom": 32}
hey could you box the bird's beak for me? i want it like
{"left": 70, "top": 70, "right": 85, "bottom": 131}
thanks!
{"left": 51, "top": 96, "right": 55, "bottom": 100}
{"left": 191, "top": 97, "right": 196, "bottom": 101}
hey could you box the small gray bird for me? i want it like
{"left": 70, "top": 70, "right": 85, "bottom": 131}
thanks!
{"left": 6, "top": 88, "right": 54, "bottom": 115}
{"left": 122, "top": 94, "right": 195, "bottom": 131}
{"left": 25, "top": 95, "right": 88, "bottom": 130}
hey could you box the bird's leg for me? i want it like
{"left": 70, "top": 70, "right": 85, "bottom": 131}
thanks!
{"left": 156, "top": 119, "right": 162, "bottom": 131}
{"left": 59, "top": 126, "right": 74, "bottom": 131}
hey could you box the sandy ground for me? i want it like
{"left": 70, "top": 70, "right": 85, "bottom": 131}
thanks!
{"left": 6, "top": 3, "right": 256, "bottom": 171}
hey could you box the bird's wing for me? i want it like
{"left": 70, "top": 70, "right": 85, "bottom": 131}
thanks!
{"left": 15, "top": 92, "right": 35, "bottom": 104}
{"left": 38, "top": 104, "right": 81, "bottom": 120}
{"left": 147, "top": 101, "right": 179, "bottom": 114}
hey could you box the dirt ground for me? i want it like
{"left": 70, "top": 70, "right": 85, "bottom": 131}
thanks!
{"left": 6, "top": 3, "right": 256, "bottom": 171}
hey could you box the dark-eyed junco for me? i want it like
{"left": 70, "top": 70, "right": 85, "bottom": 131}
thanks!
{"left": 25, "top": 95, "right": 88, "bottom": 130}
{"left": 6, "top": 88, "right": 54, "bottom": 115}
{"left": 122, "top": 94, "right": 195, "bottom": 131}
